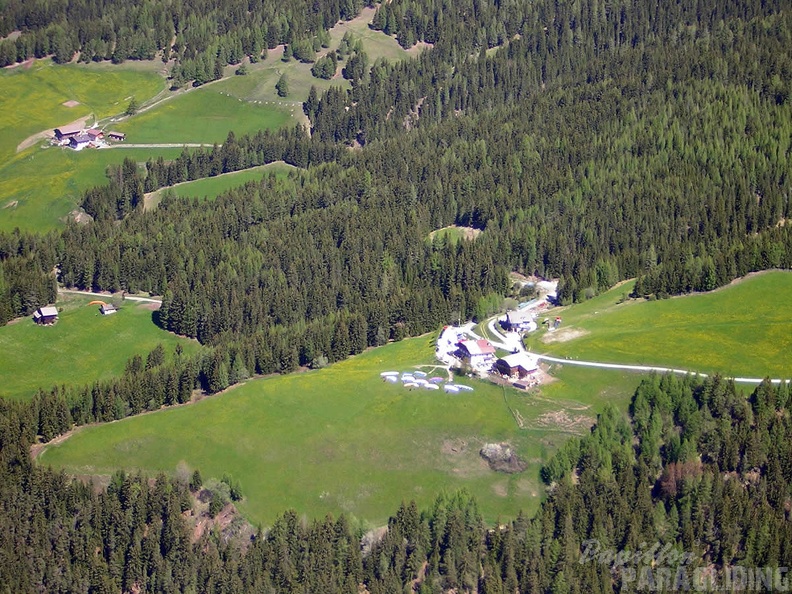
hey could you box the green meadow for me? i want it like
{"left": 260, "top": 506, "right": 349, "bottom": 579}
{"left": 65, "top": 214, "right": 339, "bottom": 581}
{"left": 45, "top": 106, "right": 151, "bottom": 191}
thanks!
{"left": 0, "top": 295, "right": 200, "bottom": 401}
{"left": 0, "top": 59, "right": 164, "bottom": 158}
{"left": 0, "top": 147, "right": 184, "bottom": 231}
{"left": 0, "top": 10, "right": 422, "bottom": 232}
{"left": 0, "top": 59, "right": 168, "bottom": 231}
{"left": 427, "top": 226, "right": 482, "bottom": 245}
{"left": 146, "top": 162, "right": 296, "bottom": 207}
{"left": 113, "top": 89, "right": 292, "bottom": 144}
{"left": 40, "top": 334, "right": 639, "bottom": 526}
{"left": 526, "top": 271, "right": 792, "bottom": 379}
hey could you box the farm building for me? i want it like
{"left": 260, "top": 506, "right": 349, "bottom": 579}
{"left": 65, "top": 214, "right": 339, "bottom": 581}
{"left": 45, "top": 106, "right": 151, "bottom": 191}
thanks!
{"left": 69, "top": 134, "right": 93, "bottom": 150}
{"left": 456, "top": 339, "right": 496, "bottom": 368}
{"left": 54, "top": 125, "right": 82, "bottom": 141}
{"left": 86, "top": 129, "right": 103, "bottom": 141}
{"left": 99, "top": 304, "right": 117, "bottom": 315}
{"left": 32, "top": 306, "right": 59, "bottom": 325}
{"left": 504, "top": 309, "right": 536, "bottom": 332}
{"left": 107, "top": 131, "right": 126, "bottom": 141}
{"left": 494, "top": 353, "right": 539, "bottom": 378}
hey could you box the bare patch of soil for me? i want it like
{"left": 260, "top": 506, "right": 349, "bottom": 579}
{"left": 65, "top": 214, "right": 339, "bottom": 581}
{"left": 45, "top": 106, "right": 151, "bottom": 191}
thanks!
{"left": 541, "top": 327, "right": 589, "bottom": 343}
{"left": 406, "top": 41, "right": 434, "bottom": 55}
{"left": 534, "top": 410, "right": 595, "bottom": 433}
{"left": 492, "top": 481, "right": 508, "bottom": 497}
{"left": 480, "top": 442, "right": 527, "bottom": 474}
{"left": 62, "top": 100, "right": 80, "bottom": 108}
{"left": 428, "top": 225, "right": 482, "bottom": 242}
{"left": 3, "top": 200, "right": 18, "bottom": 209}
{"left": 66, "top": 209, "right": 93, "bottom": 224}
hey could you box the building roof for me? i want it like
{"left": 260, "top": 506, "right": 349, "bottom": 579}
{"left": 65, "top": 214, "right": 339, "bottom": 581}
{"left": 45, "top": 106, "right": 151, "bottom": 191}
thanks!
{"left": 506, "top": 309, "right": 535, "bottom": 324}
{"left": 458, "top": 339, "right": 496, "bottom": 356}
{"left": 55, "top": 125, "right": 82, "bottom": 136}
{"left": 86, "top": 129, "right": 103, "bottom": 137}
{"left": 100, "top": 303, "right": 117, "bottom": 312}
{"left": 499, "top": 352, "right": 539, "bottom": 371}
{"left": 71, "top": 134, "right": 92, "bottom": 144}
{"left": 108, "top": 131, "right": 126, "bottom": 138}
{"left": 38, "top": 306, "right": 58, "bottom": 317}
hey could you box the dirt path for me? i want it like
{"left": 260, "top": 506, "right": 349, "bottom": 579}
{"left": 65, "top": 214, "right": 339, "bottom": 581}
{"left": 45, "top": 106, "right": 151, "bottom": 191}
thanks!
{"left": 103, "top": 143, "right": 217, "bottom": 149}
{"left": 58, "top": 288, "right": 162, "bottom": 304}
{"left": 16, "top": 114, "right": 92, "bottom": 153}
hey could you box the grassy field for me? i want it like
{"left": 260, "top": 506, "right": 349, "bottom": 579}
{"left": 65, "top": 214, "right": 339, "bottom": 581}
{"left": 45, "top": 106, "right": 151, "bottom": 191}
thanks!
{"left": 0, "top": 59, "right": 164, "bottom": 158}
{"left": 0, "top": 147, "right": 184, "bottom": 231}
{"left": 427, "top": 226, "right": 482, "bottom": 244}
{"left": 113, "top": 89, "right": 292, "bottom": 144}
{"left": 525, "top": 271, "right": 792, "bottom": 379}
{"left": 0, "top": 10, "right": 421, "bottom": 231}
{"left": 146, "top": 162, "right": 296, "bottom": 207}
{"left": 0, "top": 294, "right": 200, "bottom": 401}
{"left": 40, "top": 334, "right": 640, "bottom": 527}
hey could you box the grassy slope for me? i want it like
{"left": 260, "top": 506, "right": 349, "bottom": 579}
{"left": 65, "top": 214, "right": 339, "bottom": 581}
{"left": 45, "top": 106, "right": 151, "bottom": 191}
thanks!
{"left": 113, "top": 89, "right": 291, "bottom": 144}
{"left": 147, "top": 162, "right": 296, "bottom": 207}
{"left": 0, "top": 295, "right": 201, "bottom": 401}
{"left": 0, "top": 60, "right": 167, "bottom": 231}
{"left": 0, "top": 147, "right": 183, "bottom": 231}
{"left": 211, "top": 7, "right": 415, "bottom": 109}
{"left": 526, "top": 271, "right": 792, "bottom": 378}
{"left": 40, "top": 334, "right": 638, "bottom": 526}
{"left": 0, "top": 13, "right": 419, "bottom": 231}
{"left": 0, "top": 59, "right": 164, "bottom": 157}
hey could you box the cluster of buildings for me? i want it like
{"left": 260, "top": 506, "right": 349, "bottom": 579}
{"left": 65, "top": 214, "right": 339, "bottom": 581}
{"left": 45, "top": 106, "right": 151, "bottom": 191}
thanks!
{"left": 53, "top": 126, "right": 126, "bottom": 150}
{"left": 444, "top": 334, "right": 541, "bottom": 389}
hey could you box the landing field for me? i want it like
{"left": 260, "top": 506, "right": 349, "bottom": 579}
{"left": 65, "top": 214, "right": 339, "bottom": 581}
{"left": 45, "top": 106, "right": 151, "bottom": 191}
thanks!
{"left": 0, "top": 295, "right": 200, "bottom": 401}
{"left": 526, "top": 271, "right": 792, "bottom": 379}
{"left": 40, "top": 335, "right": 639, "bottom": 526}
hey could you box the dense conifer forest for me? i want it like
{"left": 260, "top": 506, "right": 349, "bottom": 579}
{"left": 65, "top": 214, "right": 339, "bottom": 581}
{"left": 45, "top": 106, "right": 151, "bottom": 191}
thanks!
{"left": 1, "top": 0, "right": 791, "bottom": 589}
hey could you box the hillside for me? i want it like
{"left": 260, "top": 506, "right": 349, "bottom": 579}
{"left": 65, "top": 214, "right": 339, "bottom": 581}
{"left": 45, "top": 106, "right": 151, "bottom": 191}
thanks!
{"left": 526, "top": 271, "right": 792, "bottom": 379}
{"left": 0, "top": 0, "right": 790, "bottom": 590}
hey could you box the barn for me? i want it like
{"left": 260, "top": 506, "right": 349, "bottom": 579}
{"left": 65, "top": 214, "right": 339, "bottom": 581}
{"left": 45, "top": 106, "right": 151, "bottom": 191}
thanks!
{"left": 33, "top": 306, "right": 59, "bottom": 325}
{"left": 494, "top": 353, "right": 539, "bottom": 379}
{"left": 504, "top": 309, "right": 536, "bottom": 332}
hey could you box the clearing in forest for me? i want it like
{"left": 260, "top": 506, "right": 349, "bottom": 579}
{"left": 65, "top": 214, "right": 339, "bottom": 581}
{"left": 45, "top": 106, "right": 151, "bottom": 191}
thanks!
{"left": 144, "top": 162, "right": 297, "bottom": 209}
{"left": 39, "top": 334, "right": 639, "bottom": 527}
{"left": 0, "top": 294, "right": 201, "bottom": 401}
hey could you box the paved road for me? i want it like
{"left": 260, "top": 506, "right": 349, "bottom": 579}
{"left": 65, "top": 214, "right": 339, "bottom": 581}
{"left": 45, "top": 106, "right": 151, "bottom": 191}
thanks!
{"left": 58, "top": 288, "right": 162, "bottom": 304}
{"left": 534, "top": 353, "right": 787, "bottom": 385}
